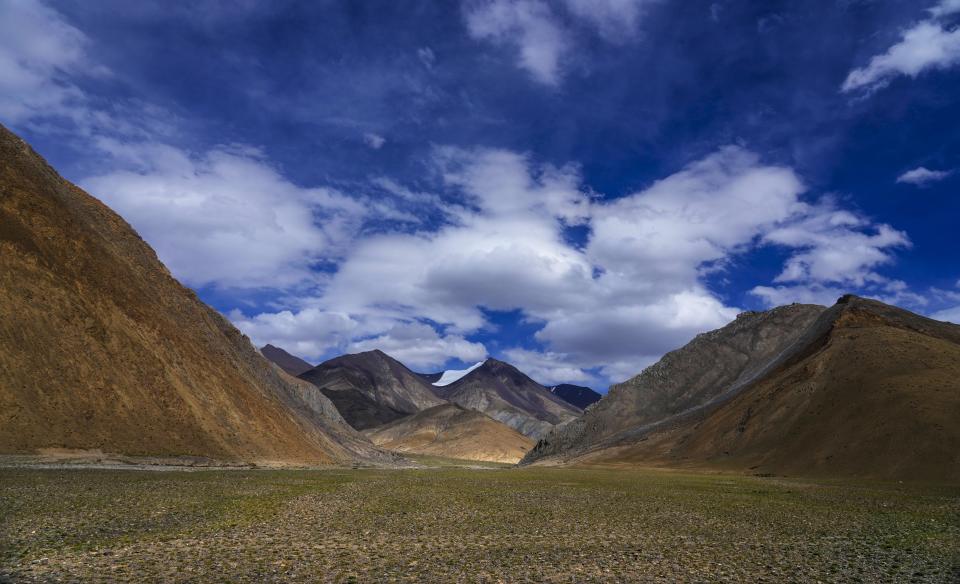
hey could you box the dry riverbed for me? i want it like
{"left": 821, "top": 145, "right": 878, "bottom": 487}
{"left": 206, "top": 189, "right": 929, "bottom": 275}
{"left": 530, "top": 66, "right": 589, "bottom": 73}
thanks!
{"left": 1, "top": 466, "right": 957, "bottom": 582}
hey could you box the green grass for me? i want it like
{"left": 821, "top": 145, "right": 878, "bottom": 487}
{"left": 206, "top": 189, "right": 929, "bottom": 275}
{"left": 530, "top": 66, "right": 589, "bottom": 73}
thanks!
{"left": 1, "top": 467, "right": 957, "bottom": 582}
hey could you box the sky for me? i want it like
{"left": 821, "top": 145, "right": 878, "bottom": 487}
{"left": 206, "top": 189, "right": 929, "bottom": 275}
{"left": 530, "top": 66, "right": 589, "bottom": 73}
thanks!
{"left": 2, "top": 0, "right": 959, "bottom": 390}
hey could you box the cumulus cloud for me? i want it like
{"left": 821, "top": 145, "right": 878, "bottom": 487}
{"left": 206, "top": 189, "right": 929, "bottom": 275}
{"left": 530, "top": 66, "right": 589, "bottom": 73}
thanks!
{"left": 347, "top": 322, "right": 487, "bottom": 370}
{"left": 82, "top": 142, "right": 374, "bottom": 289}
{"left": 238, "top": 144, "right": 912, "bottom": 385}
{"left": 764, "top": 200, "right": 909, "bottom": 286}
{"left": 896, "top": 166, "right": 953, "bottom": 185}
{"left": 0, "top": 0, "right": 92, "bottom": 124}
{"left": 842, "top": 2, "right": 960, "bottom": 93}
{"left": 230, "top": 308, "right": 360, "bottom": 362}
{"left": 501, "top": 348, "right": 597, "bottom": 385}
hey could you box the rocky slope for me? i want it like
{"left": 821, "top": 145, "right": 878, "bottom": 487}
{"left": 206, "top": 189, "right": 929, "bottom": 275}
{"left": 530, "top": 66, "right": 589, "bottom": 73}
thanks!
{"left": 523, "top": 303, "right": 825, "bottom": 463}
{"left": 261, "top": 344, "right": 314, "bottom": 376}
{"left": 524, "top": 296, "right": 960, "bottom": 482}
{"left": 298, "top": 350, "right": 446, "bottom": 430}
{"left": 550, "top": 384, "right": 602, "bottom": 409}
{"left": 435, "top": 359, "right": 582, "bottom": 439}
{"left": 364, "top": 404, "right": 534, "bottom": 463}
{"left": 0, "top": 124, "right": 392, "bottom": 466}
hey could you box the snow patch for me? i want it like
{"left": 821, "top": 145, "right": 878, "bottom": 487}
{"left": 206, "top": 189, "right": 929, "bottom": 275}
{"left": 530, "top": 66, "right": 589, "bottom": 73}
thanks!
{"left": 432, "top": 360, "right": 486, "bottom": 387}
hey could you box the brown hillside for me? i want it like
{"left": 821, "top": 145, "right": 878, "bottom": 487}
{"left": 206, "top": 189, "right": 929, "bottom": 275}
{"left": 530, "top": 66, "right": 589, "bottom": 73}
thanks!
{"left": 0, "top": 124, "right": 390, "bottom": 465}
{"left": 365, "top": 404, "right": 534, "bottom": 463}
{"left": 536, "top": 297, "right": 960, "bottom": 482}
{"left": 524, "top": 303, "right": 825, "bottom": 461}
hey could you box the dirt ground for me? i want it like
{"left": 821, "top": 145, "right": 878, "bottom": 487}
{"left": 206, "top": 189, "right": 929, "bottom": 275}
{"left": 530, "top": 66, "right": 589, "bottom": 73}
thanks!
{"left": 1, "top": 465, "right": 957, "bottom": 582}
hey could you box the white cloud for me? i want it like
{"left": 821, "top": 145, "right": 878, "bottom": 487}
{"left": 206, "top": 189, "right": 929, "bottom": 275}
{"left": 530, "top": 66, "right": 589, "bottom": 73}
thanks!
{"left": 842, "top": 2, "right": 960, "bottom": 93}
{"left": 82, "top": 142, "right": 373, "bottom": 289}
{"left": 363, "top": 132, "right": 386, "bottom": 149}
{"left": 930, "top": 0, "right": 960, "bottom": 18}
{"left": 0, "top": 0, "right": 95, "bottom": 125}
{"left": 462, "top": 0, "right": 658, "bottom": 85}
{"left": 464, "top": 0, "right": 568, "bottom": 85}
{"left": 230, "top": 308, "right": 360, "bottom": 362}
{"left": 347, "top": 322, "right": 487, "bottom": 370}
{"left": 562, "top": 0, "right": 658, "bottom": 40}
{"left": 896, "top": 166, "right": 953, "bottom": 185}
{"left": 501, "top": 348, "right": 596, "bottom": 385}
{"left": 238, "top": 145, "right": 914, "bottom": 384}
{"left": 763, "top": 199, "right": 910, "bottom": 287}
{"left": 931, "top": 305, "right": 960, "bottom": 322}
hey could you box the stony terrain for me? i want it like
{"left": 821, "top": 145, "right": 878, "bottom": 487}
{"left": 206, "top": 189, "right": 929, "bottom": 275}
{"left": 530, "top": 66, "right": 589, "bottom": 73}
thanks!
{"left": 0, "top": 467, "right": 957, "bottom": 583}
{"left": 436, "top": 358, "right": 582, "bottom": 439}
{"left": 365, "top": 404, "right": 534, "bottom": 463}
{"left": 0, "top": 124, "right": 383, "bottom": 466}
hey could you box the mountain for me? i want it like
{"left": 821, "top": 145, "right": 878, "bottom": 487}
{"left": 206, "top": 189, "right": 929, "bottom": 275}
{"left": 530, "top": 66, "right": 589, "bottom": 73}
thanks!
{"left": 261, "top": 344, "right": 314, "bottom": 376}
{"left": 298, "top": 350, "right": 446, "bottom": 430}
{"left": 364, "top": 404, "right": 534, "bottom": 463}
{"left": 435, "top": 359, "right": 582, "bottom": 439}
{"left": 524, "top": 302, "right": 825, "bottom": 461}
{"left": 523, "top": 296, "right": 960, "bottom": 482}
{"left": 0, "top": 124, "right": 390, "bottom": 466}
{"left": 550, "top": 384, "right": 602, "bottom": 409}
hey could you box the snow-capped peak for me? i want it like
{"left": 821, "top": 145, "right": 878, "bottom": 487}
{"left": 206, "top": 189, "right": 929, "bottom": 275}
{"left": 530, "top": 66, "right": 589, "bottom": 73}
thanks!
{"left": 432, "top": 360, "right": 486, "bottom": 387}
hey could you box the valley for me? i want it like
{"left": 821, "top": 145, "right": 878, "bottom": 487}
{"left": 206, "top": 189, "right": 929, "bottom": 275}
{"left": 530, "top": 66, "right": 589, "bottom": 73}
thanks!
{"left": 1, "top": 466, "right": 957, "bottom": 583}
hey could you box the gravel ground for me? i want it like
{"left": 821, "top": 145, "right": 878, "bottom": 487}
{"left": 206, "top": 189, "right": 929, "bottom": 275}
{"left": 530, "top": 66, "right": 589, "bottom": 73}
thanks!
{"left": 0, "top": 466, "right": 957, "bottom": 582}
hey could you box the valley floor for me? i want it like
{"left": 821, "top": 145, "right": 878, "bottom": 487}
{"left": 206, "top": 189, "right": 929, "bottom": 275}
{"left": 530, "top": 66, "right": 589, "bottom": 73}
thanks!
{"left": 0, "top": 465, "right": 957, "bottom": 583}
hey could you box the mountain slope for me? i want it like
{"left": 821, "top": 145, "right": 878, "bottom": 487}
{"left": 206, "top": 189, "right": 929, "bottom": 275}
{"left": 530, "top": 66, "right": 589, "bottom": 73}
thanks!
{"left": 525, "top": 297, "right": 960, "bottom": 482}
{"left": 523, "top": 303, "right": 825, "bottom": 462}
{"left": 550, "top": 384, "right": 602, "bottom": 409}
{"left": 261, "top": 344, "right": 314, "bottom": 376}
{"left": 0, "top": 124, "right": 389, "bottom": 466}
{"left": 436, "top": 359, "right": 582, "bottom": 439}
{"left": 364, "top": 404, "right": 534, "bottom": 463}
{"left": 298, "top": 350, "right": 446, "bottom": 430}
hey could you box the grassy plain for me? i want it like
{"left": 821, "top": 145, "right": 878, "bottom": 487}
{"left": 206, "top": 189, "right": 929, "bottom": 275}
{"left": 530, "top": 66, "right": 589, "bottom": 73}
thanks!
{"left": 1, "top": 465, "right": 957, "bottom": 582}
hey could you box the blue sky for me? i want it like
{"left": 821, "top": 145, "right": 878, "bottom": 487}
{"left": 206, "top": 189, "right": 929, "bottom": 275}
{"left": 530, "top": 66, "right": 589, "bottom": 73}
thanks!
{"left": 2, "top": 0, "right": 959, "bottom": 389}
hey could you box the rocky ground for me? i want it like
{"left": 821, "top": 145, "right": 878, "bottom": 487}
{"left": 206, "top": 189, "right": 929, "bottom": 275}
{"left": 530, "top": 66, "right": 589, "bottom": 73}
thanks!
{"left": 1, "top": 466, "right": 957, "bottom": 582}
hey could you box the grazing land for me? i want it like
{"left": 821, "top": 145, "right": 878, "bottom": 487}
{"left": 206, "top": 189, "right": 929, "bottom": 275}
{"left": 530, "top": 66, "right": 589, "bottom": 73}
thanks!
{"left": 0, "top": 466, "right": 957, "bottom": 583}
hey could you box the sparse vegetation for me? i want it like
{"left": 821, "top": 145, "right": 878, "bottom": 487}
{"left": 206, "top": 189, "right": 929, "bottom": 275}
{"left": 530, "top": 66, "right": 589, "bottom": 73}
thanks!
{"left": 2, "top": 467, "right": 957, "bottom": 582}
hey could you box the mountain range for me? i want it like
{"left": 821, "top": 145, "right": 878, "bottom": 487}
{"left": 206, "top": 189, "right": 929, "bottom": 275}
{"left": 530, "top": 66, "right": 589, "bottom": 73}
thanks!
{"left": 2, "top": 123, "right": 957, "bottom": 480}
